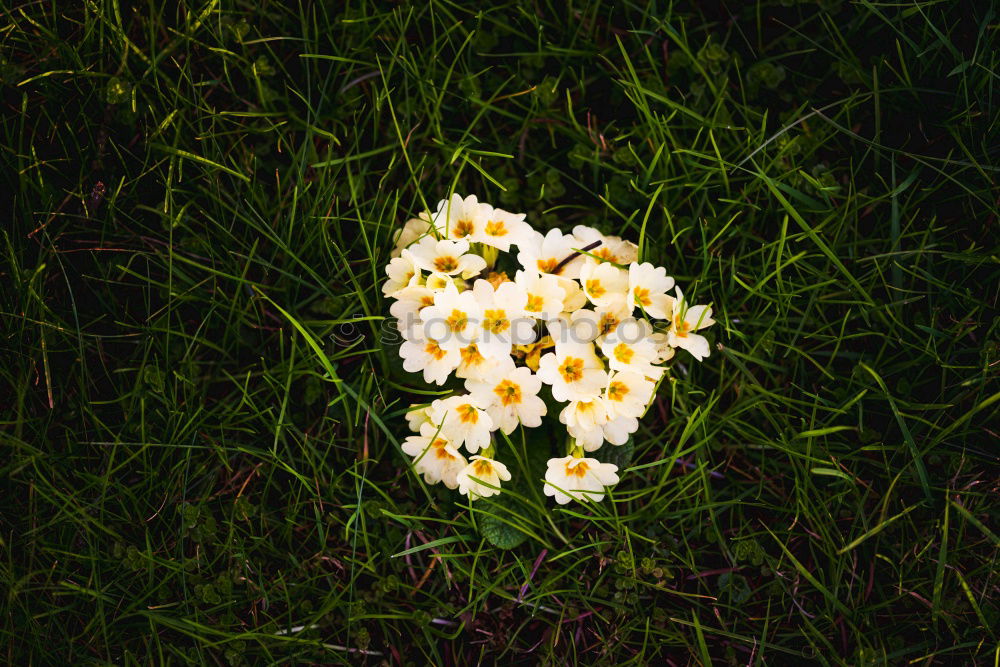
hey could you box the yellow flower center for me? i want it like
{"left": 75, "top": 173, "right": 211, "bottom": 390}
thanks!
{"left": 493, "top": 380, "right": 522, "bottom": 406}
{"left": 432, "top": 438, "right": 456, "bottom": 460}
{"left": 525, "top": 294, "right": 544, "bottom": 312}
{"left": 586, "top": 279, "right": 605, "bottom": 299}
{"left": 673, "top": 314, "right": 690, "bottom": 337}
{"left": 460, "top": 343, "right": 486, "bottom": 366}
{"left": 607, "top": 381, "right": 629, "bottom": 401}
{"left": 598, "top": 312, "right": 619, "bottom": 336}
{"left": 633, "top": 286, "right": 652, "bottom": 307}
{"left": 426, "top": 275, "right": 448, "bottom": 290}
{"left": 536, "top": 258, "right": 558, "bottom": 274}
{"left": 434, "top": 255, "right": 459, "bottom": 272}
{"left": 458, "top": 403, "right": 478, "bottom": 423}
{"left": 453, "top": 219, "right": 475, "bottom": 237}
{"left": 593, "top": 248, "right": 615, "bottom": 262}
{"left": 473, "top": 459, "right": 493, "bottom": 477}
{"left": 483, "top": 308, "right": 510, "bottom": 334}
{"left": 485, "top": 220, "right": 507, "bottom": 237}
{"left": 565, "top": 461, "right": 590, "bottom": 477}
{"left": 559, "top": 357, "right": 585, "bottom": 383}
{"left": 486, "top": 271, "right": 509, "bottom": 289}
{"left": 420, "top": 295, "right": 434, "bottom": 307}
{"left": 424, "top": 340, "right": 447, "bottom": 360}
{"left": 446, "top": 308, "right": 468, "bottom": 332}
{"left": 613, "top": 343, "right": 634, "bottom": 364}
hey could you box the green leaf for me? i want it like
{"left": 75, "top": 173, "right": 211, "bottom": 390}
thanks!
{"left": 478, "top": 502, "right": 529, "bottom": 550}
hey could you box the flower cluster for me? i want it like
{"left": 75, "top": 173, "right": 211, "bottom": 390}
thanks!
{"left": 384, "top": 194, "right": 715, "bottom": 505}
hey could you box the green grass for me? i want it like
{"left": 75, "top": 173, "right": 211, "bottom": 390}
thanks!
{"left": 2, "top": 1, "right": 998, "bottom": 663}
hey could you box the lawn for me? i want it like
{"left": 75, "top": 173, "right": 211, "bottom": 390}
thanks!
{"left": 1, "top": 1, "right": 998, "bottom": 664}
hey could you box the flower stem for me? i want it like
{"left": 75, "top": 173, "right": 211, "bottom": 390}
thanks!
{"left": 553, "top": 240, "right": 601, "bottom": 274}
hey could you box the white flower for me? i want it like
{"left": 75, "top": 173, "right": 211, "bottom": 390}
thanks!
{"left": 382, "top": 255, "right": 421, "bottom": 298}
{"left": 514, "top": 269, "right": 566, "bottom": 320}
{"left": 543, "top": 456, "right": 620, "bottom": 505}
{"left": 428, "top": 394, "right": 495, "bottom": 453}
{"left": 398, "top": 327, "right": 461, "bottom": 385}
{"left": 627, "top": 262, "right": 676, "bottom": 319}
{"left": 559, "top": 398, "right": 636, "bottom": 451}
{"left": 473, "top": 206, "right": 535, "bottom": 252}
{"left": 388, "top": 285, "right": 435, "bottom": 334}
{"left": 546, "top": 310, "right": 599, "bottom": 346}
{"left": 557, "top": 275, "right": 588, "bottom": 313}
{"left": 470, "top": 279, "right": 536, "bottom": 358}
{"left": 536, "top": 342, "right": 608, "bottom": 402}
{"left": 579, "top": 260, "right": 629, "bottom": 308}
{"left": 467, "top": 366, "right": 547, "bottom": 434}
{"left": 600, "top": 319, "right": 665, "bottom": 380}
{"left": 419, "top": 281, "right": 481, "bottom": 352}
{"left": 667, "top": 287, "right": 716, "bottom": 362}
{"left": 649, "top": 332, "right": 676, "bottom": 363}
{"left": 430, "top": 193, "right": 489, "bottom": 241}
{"left": 559, "top": 398, "right": 608, "bottom": 436}
{"left": 603, "top": 370, "right": 655, "bottom": 419}
{"left": 391, "top": 213, "right": 433, "bottom": 259}
{"left": 516, "top": 228, "right": 586, "bottom": 279}
{"left": 557, "top": 302, "right": 633, "bottom": 346}
{"left": 568, "top": 413, "right": 639, "bottom": 452}
{"left": 572, "top": 225, "right": 638, "bottom": 264}
{"left": 401, "top": 426, "right": 468, "bottom": 489}
{"left": 601, "top": 415, "right": 638, "bottom": 446}
{"left": 456, "top": 343, "right": 514, "bottom": 382}
{"left": 405, "top": 404, "right": 432, "bottom": 433}
{"left": 424, "top": 272, "right": 468, "bottom": 293}
{"left": 457, "top": 456, "right": 511, "bottom": 500}
{"left": 403, "top": 236, "right": 486, "bottom": 279}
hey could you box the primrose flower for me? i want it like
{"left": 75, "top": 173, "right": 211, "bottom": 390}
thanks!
{"left": 405, "top": 404, "right": 432, "bottom": 433}
{"left": 559, "top": 398, "right": 608, "bottom": 436}
{"left": 603, "top": 370, "right": 656, "bottom": 419}
{"left": 470, "top": 279, "right": 535, "bottom": 358}
{"left": 428, "top": 394, "right": 495, "bottom": 453}
{"left": 543, "top": 456, "right": 620, "bottom": 505}
{"left": 517, "top": 228, "right": 587, "bottom": 279}
{"left": 431, "top": 193, "right": 488, "bottom": 241}
{"left": 536, "top": 342, "right": 608, "bottom": 402}
{"left": 600, "top": 319, "right": 665, "bottom": 380}
{"left": 557, "top": 275, "right": 588, "bottom": 313}
{"left": 388, "top": 285, "right": 435, "bottom": 334}
{"left": 466, "top": 366, "right": 546, "bottom": 434}
{"left": 514, "top": 269, "right": 566, "bottom": 320}
{"left": 385, "top": 193, "right": 717, "bottom": 512}
{"left": 391, "top": 213, "right": 433, "bottom": 258}
{"left": 382, "top": 255, "right": 421, "bottom": 297}
{"left": 627, "top": 262, "right": 676, "bottom": 319}
{"left": 571, "top": 414, "right": 639, "bottom": 452}
{"left": 666, "top": 287, "right": 715, "bottom": 361}
{"left": 580, "top": 260, "right": 629, "bottom": 309}
{"left": 424, "top": 272, "right": 463, "bottom": 292}
{"left": 572, "top": 225, "right": 638, "bottom": 265}
{"left": 455, "top": 342, "right": 514, "bottom": 382}
{"left": 457, "top": 456, "right": 511, "bottom": 500}
{"left": 649, "top": 332, "right": 677, "bottom": 363}
{"left": 404, "top": 236, "right": 486, "bottom": 279}
{"left": 420, "top": 281, "right": 481, "bottom": 353}
{"left": 399, "top": 327, "right": 461, "bottom": 385}
{"left": 474, "top": 206, "right": 535, "bottom": 252}
{"left": 402, "top": 426, "right": 468, "bottom": 489}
